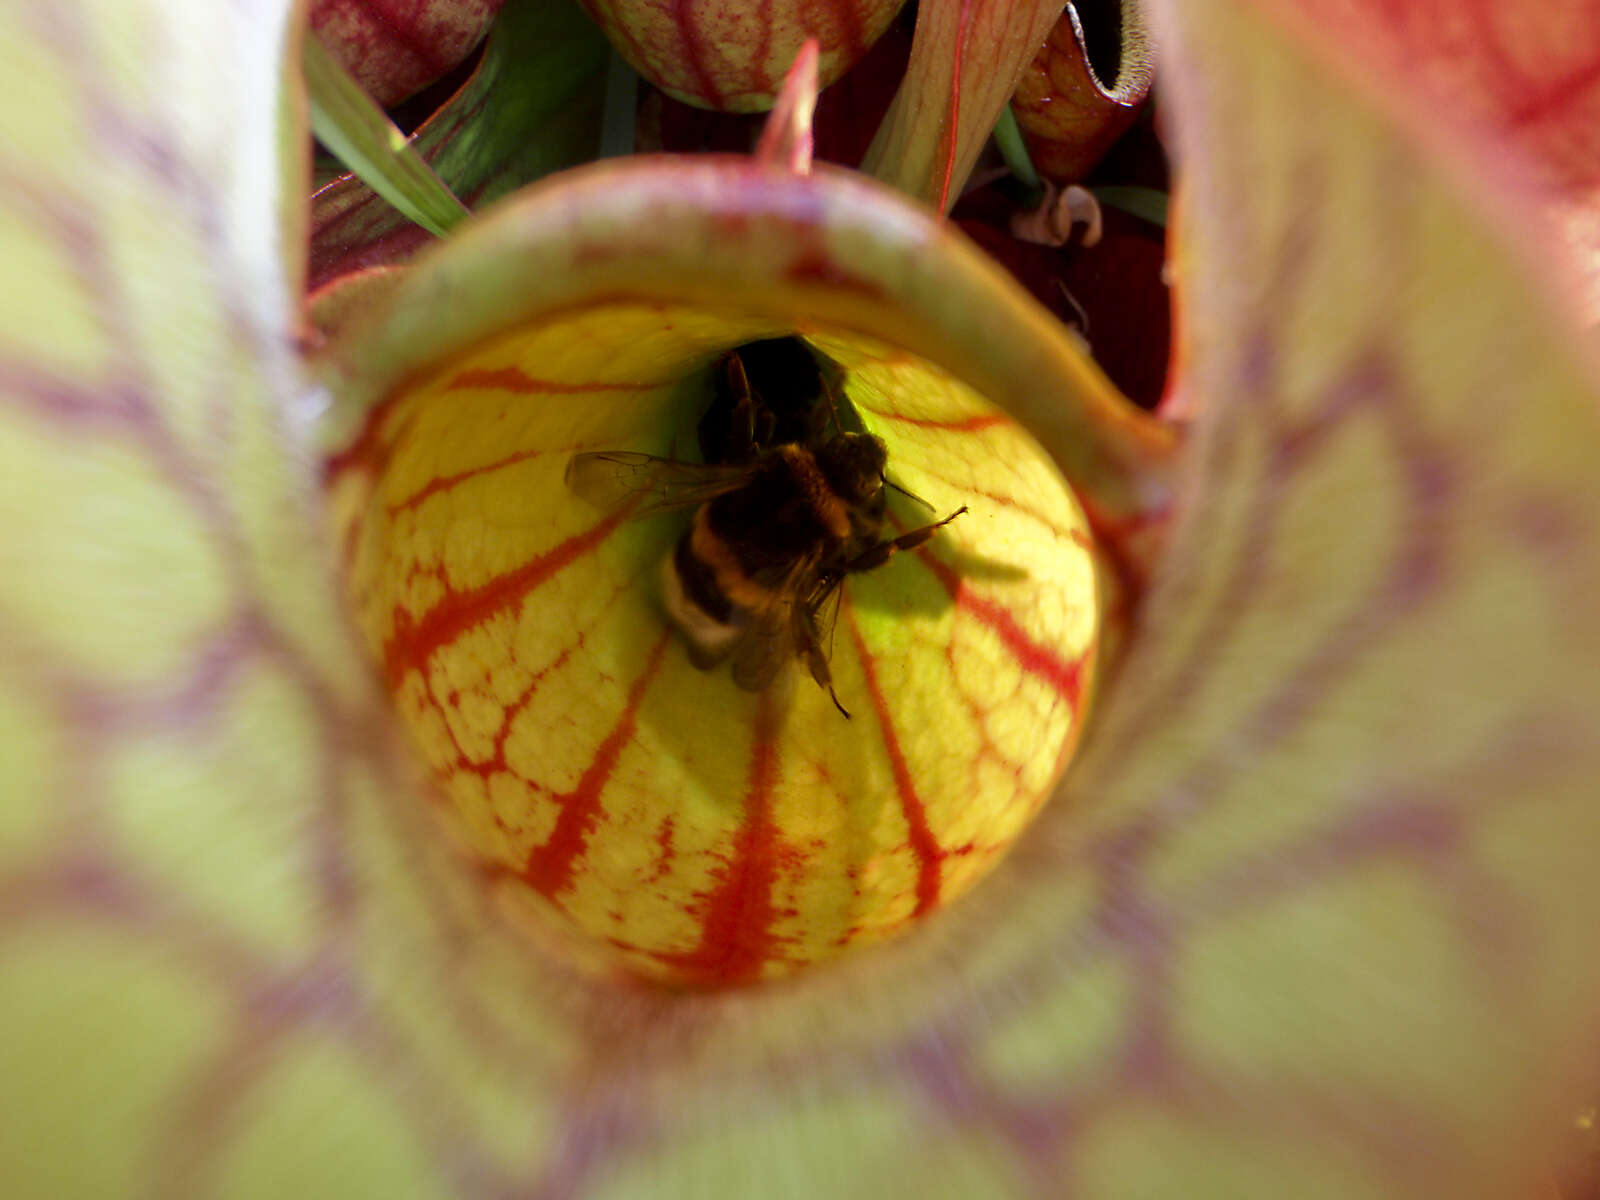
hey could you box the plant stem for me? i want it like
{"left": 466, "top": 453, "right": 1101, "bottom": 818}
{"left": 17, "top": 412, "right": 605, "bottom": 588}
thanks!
{"left": 1091, "top": 185, "right": 1169, "bottom": 228}
{"left": 993, "top": 105, "right": 1042, "bottom": 190}
{"left": 598, "top": 50, "right": 639, "bottom": 159}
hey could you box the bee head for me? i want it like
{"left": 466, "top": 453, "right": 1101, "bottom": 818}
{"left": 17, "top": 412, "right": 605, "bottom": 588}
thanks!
{"left": 815, "top": 432, "right": 888, "bottom": 506}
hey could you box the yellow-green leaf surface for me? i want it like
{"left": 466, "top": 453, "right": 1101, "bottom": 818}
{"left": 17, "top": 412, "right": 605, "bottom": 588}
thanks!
{"left": 0, "top": 1, "right": 420, "bottom": 1195}
{"left": 1107, "top": 0, "right": 1600, "bottom": 1189}
{"left": 5, "top": 0, "right": 1600, "bottom": 1198}
{"left": 320, "top": 156, "right": 1139, "bottom": 983}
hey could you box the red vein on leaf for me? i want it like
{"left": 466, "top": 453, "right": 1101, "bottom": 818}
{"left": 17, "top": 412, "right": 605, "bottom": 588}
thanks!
{"left": 382, "top": 511, "right": 626, "bottom": 688}
{"left": 847, "top": 611, "right": 943, "bottom": 917}
{"left": 385, "top": 444, "right": 571, "bottom": 517}
{"left": 917, "top": 549, "right": 1087, "bottom": 709}
{"left": 671, "top": 0, "right": 725, "bottom": 107}
{"left": 445, "top": 366, "right": 668, "bottom": 394}
{"left": 651, "top": 692, "right": 787, "bottom": 985}
{"left": 902, "top": 458, "right": 1095, "bottom": 540}
{"left": 447, "top": 639, "right": 578, "bottom": 786}
{"left": 323, "top": 390, "right": 414, "bottom": 481}
{"left": 937, "top": 0, "right": 976, "bottom": 212}
{"left": 519, "top": 634, "right": 670, "bottom": 898}
{"left": 1507, "top": 55, "right": 1600, "bottom": 126}
{"left": 646, "top": 816, "right": 678, "bottom": 884}
{"left": 853, "top": 402, "right": 1010, "bottom": 434}
{"left": 783, "top": 250, "right": 887, "bottom": 297}
{"left": 752, "top": 0, "right": 774, "bottom": 89}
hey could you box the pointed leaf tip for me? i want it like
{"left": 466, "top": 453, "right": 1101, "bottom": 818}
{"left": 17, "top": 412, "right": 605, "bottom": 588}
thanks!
{"left": 755, "top": 38, "right": 820, "bottom": 173}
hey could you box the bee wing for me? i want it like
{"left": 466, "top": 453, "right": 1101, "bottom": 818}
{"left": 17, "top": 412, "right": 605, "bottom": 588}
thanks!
{"left": 729, "top": 601, "right": 796, "bottom": 694}
{"left": 728, "top": 555, "right": 818, "bottom": 693}
{"left": 807, "top": 572, "right": 846, "bottom": 677}
{"left": 566, "top": 451, "right": 758, "bottom": 518}
{"left": 790, "top": 571, "right": 852, "bottom": 717}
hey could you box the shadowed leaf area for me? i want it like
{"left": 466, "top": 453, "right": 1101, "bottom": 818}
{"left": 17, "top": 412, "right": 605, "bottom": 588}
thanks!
{"left": 4, "top": 0, "right": 1600, "bottom": 1195}
{"left": 954, "top": 187, "right": 1171, "bottom": 411}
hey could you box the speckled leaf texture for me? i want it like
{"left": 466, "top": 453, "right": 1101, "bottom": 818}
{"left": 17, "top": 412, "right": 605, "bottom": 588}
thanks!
{"left": 5, "top": 0, "right": 1600, "bottom": 1197}
{"left": 311, "top": 0, "right": 504, "bottom": 107}
{"left": 577, "top": 0, "right": 904, "bottom": 111}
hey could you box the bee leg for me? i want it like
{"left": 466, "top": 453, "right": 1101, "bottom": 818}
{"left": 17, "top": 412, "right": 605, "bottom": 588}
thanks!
{"left": 893, "top": 505, "right": 968, "bottom": 549}
{"left": 815, "top": 367, "right": 848, "bottom": 438}
{"left": 724, "top": 352, "right": 760, "bottom": 460}
{"left": 810, "top": 653, "right": 851, "bottom": 719}
{"left": 845, "top": 506, "right": 969, "bottom": 573}
{"left": 826, "top": 682, "right": 851, "bottom": 719}
{"left": 797, "top": 605, "right": 851, "bottom": 719}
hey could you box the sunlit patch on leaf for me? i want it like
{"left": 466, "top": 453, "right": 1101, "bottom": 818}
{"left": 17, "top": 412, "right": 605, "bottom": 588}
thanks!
{"left": 327, "top": 303, "right": 1098, "bottom": 985}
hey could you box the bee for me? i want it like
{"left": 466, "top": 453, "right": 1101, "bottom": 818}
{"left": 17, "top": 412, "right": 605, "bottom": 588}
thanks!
{"left": 566, "top": 338, "right": 967, "bottom": 717}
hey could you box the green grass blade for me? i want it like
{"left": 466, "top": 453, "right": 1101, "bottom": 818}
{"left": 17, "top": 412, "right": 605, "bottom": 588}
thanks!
{"left": 993, "top": 104, "right": 1042, "bottom": 190}
{"left": 303, "top": 34, "right": 471, "bottom": 238}
{"left": 1091, "top": 184, "right": 1169, "bottom": 227}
